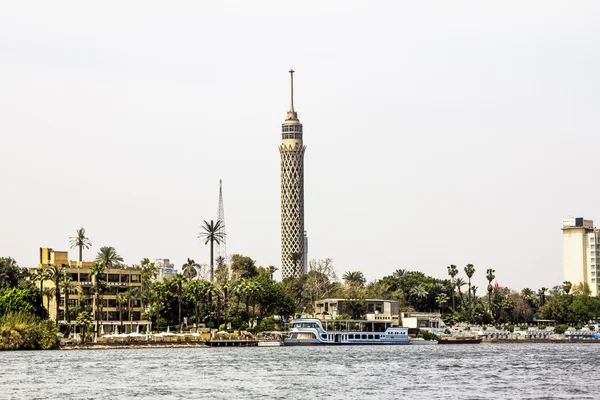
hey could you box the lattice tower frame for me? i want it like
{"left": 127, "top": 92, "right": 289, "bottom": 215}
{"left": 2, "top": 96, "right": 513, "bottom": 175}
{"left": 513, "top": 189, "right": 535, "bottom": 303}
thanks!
{"left": 280, "top": 70, "right": 306, "bottom": 279}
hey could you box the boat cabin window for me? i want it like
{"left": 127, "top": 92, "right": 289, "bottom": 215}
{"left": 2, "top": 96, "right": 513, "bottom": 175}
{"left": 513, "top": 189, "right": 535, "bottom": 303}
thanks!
{"left": 368, "top": 335, "right": 373, "bottom": 340}
{"left": 374, "top": 335, "right": 380, "bottom": 339}
{"left": 348, "top": 334, "right": 354, "bottom": 339}
{"left": 321, "top": 334, "right": 327, "bottom": 339}
{"left": 361, "top": 334, "right": 367, "bottom": 339}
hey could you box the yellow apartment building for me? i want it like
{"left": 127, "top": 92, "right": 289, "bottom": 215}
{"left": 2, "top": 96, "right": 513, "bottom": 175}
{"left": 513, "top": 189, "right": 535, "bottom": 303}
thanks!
{"left": 36, "top": 247, "right": 150, "bottom": 334}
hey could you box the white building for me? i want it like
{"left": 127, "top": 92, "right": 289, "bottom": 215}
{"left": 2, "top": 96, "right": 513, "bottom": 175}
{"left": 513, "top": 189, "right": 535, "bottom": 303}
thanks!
{"left": 154, "top": 258, "right": 176, "bottom": 280}
{"left": 562, "top": 217, "right": 599, "bottom": 296}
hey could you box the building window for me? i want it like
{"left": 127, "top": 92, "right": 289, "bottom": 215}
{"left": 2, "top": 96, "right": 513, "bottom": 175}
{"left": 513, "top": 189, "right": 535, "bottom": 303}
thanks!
{"left": 131, "top": 274, "right": 141, "bottom": 283}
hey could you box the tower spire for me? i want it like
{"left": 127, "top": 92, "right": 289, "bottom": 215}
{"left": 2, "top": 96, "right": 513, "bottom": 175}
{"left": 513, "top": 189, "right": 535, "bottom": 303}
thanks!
{"left": 286, "top": 69, "right": 298, "bottom": 121}
{"left": 289, "top": 69, "right": 295, "bottom": 112}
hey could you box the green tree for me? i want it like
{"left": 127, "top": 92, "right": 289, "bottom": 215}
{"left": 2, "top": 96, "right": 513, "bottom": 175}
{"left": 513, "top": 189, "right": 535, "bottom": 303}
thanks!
{"left": 199, "top": 220, "right": 225, "bottom": 282}
{"left": 69, "top": 227, "right": 92, "bottom": 262}
{"left": 0, "top": 286, "right": 44, "bottom": 317}
{"left": 0, "top": 257, "right": 26, "bottom": 290}
{"left": 95, "top": 246, "right": 123, "bottom": 268}
{"left": 447, "top": 265, "right": 458, "bottom": 311}
{"left": 182, "top": 258, "right": 199, "bottom": 280}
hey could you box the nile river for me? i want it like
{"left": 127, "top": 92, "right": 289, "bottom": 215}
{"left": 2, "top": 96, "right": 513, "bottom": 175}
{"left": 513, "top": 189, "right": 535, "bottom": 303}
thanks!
{"left": 1, "top": 343, "right": 597, "bottom": 399}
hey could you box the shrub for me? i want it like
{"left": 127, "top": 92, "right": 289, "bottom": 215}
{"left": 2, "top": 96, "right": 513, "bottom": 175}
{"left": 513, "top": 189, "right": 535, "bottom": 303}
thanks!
{"left": 0, "top": 312, "right": 59, "bottom": 350}
{"left": 538, "top": 325, "right": 547, "bottom": 330}
{"left": 519, "top": 324, "right": 528, "bottom": 331}
{"left": 588, "top": 325, "right": 596, "bottom": 331}
{"left": 419, "top": 330, "right": 439, "bottom": 341}
{"left": 554, "top": 324, "right": 569, "bottom": 334}
{"left": 256, "top": 316, "right": 275, "bottom": 332}
{"left": 575, "top": 323, "right": 583, "bottom": 330}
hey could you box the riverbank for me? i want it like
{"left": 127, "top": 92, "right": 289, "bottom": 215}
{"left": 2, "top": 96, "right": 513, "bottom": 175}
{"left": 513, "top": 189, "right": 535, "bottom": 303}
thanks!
{"left": 61, "top": 339, "right": 259, "bottom": 350}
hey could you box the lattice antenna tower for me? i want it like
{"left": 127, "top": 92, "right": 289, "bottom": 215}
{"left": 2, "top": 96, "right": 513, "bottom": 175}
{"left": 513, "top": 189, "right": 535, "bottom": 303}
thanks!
{"left": 216, "top": 179, "right": 227, "bottom": 267}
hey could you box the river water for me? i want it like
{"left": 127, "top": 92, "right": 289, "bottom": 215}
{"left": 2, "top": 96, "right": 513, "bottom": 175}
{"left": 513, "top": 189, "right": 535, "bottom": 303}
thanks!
{"left": 1, "top": 343, "right": 597, "bottom": 399}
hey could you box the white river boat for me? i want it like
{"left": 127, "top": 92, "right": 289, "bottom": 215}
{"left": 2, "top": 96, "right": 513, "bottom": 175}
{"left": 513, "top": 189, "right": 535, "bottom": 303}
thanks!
{"left": 284, "top": 318, "right": 409, "bottom": 346}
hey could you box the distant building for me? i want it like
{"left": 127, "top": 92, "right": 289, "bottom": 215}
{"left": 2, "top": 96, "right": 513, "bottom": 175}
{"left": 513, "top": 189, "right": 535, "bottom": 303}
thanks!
{"left": 36, "top": 248, "right": 148, "bottom": 333}
{"left": 314, "top": 298, "right": 400, "bottom": 325}
{"left": 400, "top": 312, "right": 445, "bottom": 330}
{"left": 154, "top": 258, "right": 176, "bottom": 280}
{"left": 562, "top": 217, "right": 599, "bottom": 296}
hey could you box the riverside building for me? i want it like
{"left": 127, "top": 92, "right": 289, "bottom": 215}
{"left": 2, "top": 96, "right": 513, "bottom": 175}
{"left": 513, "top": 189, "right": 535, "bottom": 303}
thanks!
{"left": 36, "top": 247, "right": 149, "bottom": 333}
{"left": 280, "top": 70, "right": 307, "bottom": 279}
{"left": 562, "top": 217, "right": 600, "bottom": 296}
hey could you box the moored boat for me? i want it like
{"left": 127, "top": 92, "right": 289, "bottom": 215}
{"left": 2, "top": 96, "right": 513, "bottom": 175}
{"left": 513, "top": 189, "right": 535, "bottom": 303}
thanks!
{"left": 284, "top": 318, "right": 409, "bottom": 346}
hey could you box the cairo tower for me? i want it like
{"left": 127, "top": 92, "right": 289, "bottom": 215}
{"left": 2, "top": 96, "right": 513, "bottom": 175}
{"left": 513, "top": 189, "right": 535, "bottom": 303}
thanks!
{"left": 280, "top": 70, "right": 307, "bottom": 279}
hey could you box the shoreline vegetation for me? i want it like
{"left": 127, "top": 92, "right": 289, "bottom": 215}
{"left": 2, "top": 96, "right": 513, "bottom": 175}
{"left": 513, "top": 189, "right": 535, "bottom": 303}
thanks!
{"left": 3, "top": 226, "right": 600, "bottom": 351}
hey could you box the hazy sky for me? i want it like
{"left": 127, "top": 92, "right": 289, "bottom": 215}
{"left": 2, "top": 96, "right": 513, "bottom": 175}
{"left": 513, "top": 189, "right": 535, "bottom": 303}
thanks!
{"left": 1, "top": 1, "right": 599, "bottom": 291}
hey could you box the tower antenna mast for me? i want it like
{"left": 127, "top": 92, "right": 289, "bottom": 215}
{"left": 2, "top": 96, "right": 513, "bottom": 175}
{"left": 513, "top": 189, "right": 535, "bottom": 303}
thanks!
{"left": 216, "top": 179, "right": 227, "bottom": 270}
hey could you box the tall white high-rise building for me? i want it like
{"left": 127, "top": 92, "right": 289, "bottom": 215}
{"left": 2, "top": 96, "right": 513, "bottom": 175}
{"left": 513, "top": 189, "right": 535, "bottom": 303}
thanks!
{"left": 562, "top": 217, "right": 599, "bottom": 296}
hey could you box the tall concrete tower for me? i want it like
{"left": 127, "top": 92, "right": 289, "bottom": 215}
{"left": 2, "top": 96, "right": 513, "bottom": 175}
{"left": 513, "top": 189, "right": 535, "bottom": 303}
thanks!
{"left": 280, "top": 70, "right": 306, "bottom": 279}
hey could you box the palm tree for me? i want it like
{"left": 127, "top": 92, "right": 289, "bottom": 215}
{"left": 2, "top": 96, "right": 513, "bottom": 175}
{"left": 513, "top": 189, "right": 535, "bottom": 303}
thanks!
{"left": 42, "top": 287, "right": 54, "bottom": 313}
{"left": 95, "top": 246, "right": 123, "bottom": 268}
{"left": 486, "top": 268, "right": 496, "bottom": 313}
{"left": 447, "top": 265, "right": 458, "bottom": 311}
{"left": 537, "top": 287, "right": 548, "bottom": 307}
{"left": 268, "top": 266, "right": 278, "bottom": 281}
{"left": 521, "top": 287, "right": 534, "bottom": 300}
{"left": 436, "top": 293, "right": 449, "bottom": 312}
{"left": 342, "top": 271, "right": 366, "bottom": 288}
{"left": 410, "top": 285, "right": 429, "bottom": 311}
{"left": 69, "top": 227, "right": 92, "bottom": 262}
{"left": 91, "top": 262, "right": 106, "bottom": 334}
{"left": 393, "top": 269, "right": 408, "bottom": 280}
{"left": 171, "top": 273, "right": 186, "bottom": 331}
{"left": 31, "top": 267, "right": 47, "bottom": 297}
{"left": 471, "top": 285, "right": 478, "bottom": 300}
{"left": 563, "top": 281, "right": 572, "bottom": 295}
{"left": 126, "top": 287, "right": 141, "bottom": 331}
{"left": 198, "top": 220, "right": 225, "bottom": 282}
{"left": 75, "top": 311, "right": 93, "bottom": 343}
{"left": 464, "top": 264, "right": 475, "bottom": 308}
{"left": 182, "top": 258, "right": 199, "bottom": 280}
{"left": 46, "top": 264, "right": 65, "bottom": 324}
{"left": 455, "top": 277, "right": 466, "bottom": 307}
{"left": 117, "top": 293, "right": 127, "bottom": 333}
{"left": 60, "top": 277, "right": 81, "bottom": 325}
